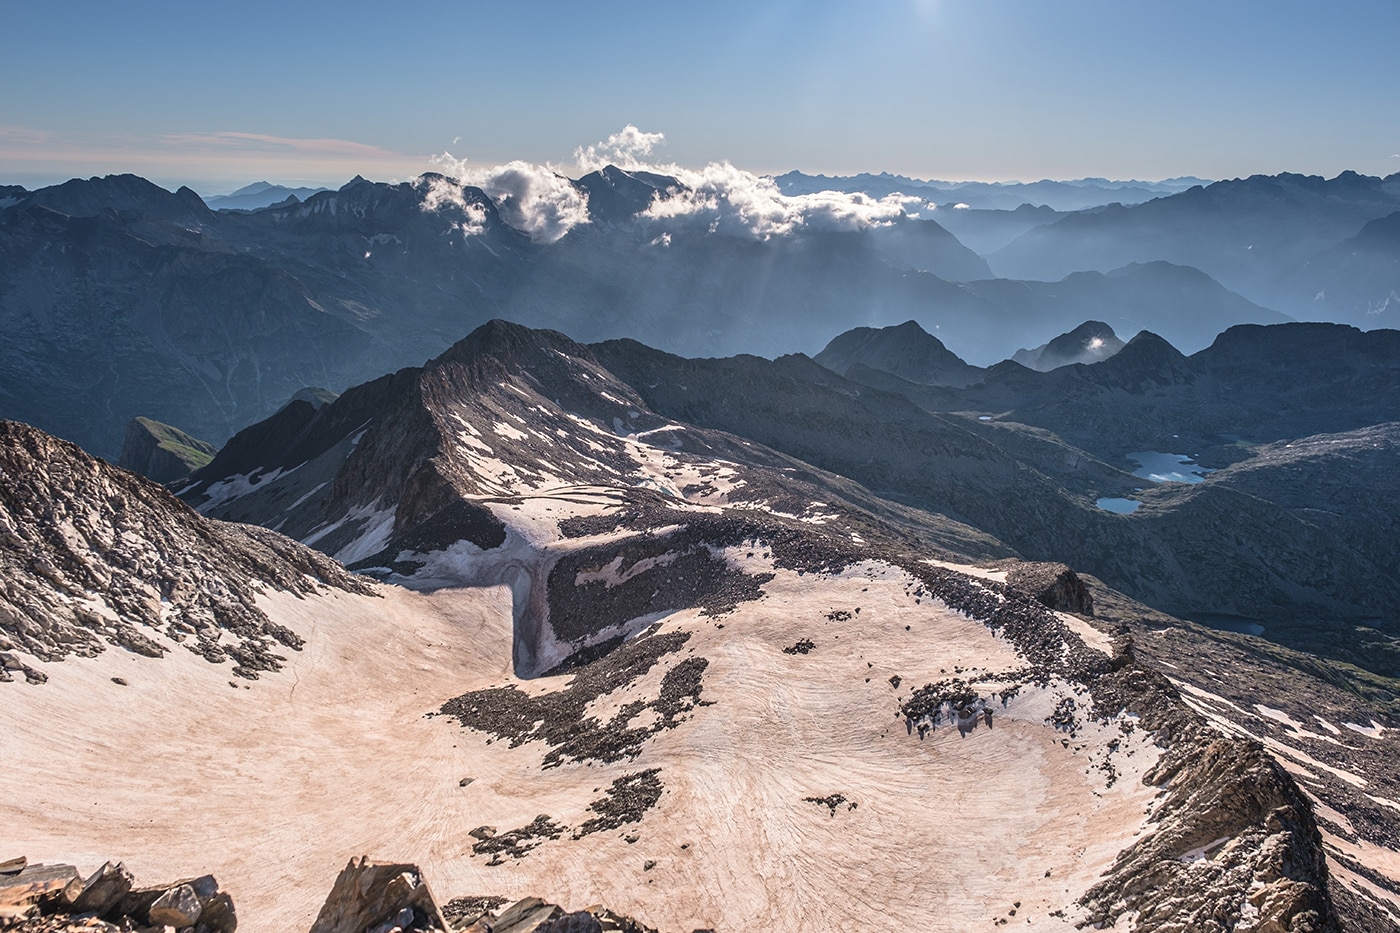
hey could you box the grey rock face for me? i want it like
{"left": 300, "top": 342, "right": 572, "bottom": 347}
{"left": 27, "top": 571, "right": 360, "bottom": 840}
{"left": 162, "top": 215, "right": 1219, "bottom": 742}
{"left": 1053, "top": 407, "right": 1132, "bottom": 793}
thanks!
{"left": 307, "top": 857, "right": 448, "bottom": 933}
{"left": 0, "top": 420, "right": 374, "bottom": 679}
{"left": 147, "top": 882, "right": 202, "bottom": 927}
{"left": 67, "top": 861, "right": 133, "bottom": 916}
{"left": 1, "top": 860, "right": 236, "bottom": 931}
{"left": 196, "top": 891, "right": 239, "bottom": 933}
{"left": 1005, "top": 562, "right": 1093, "bottom": 615}
{"left": 0, "top": 862, "right": 80, "bottom": 915}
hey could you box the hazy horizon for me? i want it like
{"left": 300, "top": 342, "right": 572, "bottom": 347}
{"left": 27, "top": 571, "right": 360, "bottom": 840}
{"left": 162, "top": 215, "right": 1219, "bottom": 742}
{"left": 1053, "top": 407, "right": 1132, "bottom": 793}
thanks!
{"left": 3, "top": 162, "right": 1238, "bottom": 199}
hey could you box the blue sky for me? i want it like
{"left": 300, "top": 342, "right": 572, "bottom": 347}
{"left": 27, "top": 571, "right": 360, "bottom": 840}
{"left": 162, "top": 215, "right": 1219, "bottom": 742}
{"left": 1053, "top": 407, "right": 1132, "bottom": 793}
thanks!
{"left": 4, "top": 0, "right": 1399, "bottom": 193}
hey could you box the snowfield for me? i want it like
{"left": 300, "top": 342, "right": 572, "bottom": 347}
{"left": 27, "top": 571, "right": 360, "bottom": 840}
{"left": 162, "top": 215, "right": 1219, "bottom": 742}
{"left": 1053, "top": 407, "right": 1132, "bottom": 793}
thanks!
{"left": 1, "top": 555, "right": 1162, "bottom": 932}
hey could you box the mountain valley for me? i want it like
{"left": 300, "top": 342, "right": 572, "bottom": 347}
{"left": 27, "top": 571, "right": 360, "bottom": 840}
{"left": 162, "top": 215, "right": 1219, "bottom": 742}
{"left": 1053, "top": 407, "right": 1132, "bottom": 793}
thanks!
{"left": 1, "top": 165, "right": 1398, "bottom": 933}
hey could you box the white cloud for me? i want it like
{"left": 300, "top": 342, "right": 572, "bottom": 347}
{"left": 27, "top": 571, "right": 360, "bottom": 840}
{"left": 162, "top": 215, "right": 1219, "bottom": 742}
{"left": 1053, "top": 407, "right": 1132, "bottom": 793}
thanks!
{"left": 576, "top": 126, "right": 923, "bottom": 238}
{"left": 574, "top": 124, "right": 667, "bottom": 172}
{"left": 643, "top": 161, "right": 920, "bottom": 238}
{"left": 420, "top": 175, "right": 488, "bottom": 236}
{"left": 163, "top": 131, "right": 403, "bottom": 160}
{"left": 429, "top": 154, "right": 590, "bottom": 244}
{"left": 0, "top": 124, "right": 52, "bottom": 145}
{"left": 424, "top": 125, "right": 928, "bottom": 244}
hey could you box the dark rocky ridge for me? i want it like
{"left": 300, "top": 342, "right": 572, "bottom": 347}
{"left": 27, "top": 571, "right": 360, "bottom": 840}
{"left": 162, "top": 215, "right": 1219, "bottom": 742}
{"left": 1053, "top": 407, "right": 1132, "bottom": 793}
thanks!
{"left": 900, "top": 554, "right": 1338, "bottom": 931}
{"left": 594, "top": 325, "right": 1400, "bottom": 626}
{"left": 439, "top": 629, "right": 708, "bottom": 770}
{"left": 1010, "top": 320, "right": 1125, "bottom": 371}
{"left": 813, "top": 319, "right": 984, "bottom": 387}
{"left": 182, "top": 319, "right": 1016, "bottom": 673}
{"left": 1088, "top": 583, "right": 1400, "bottom": 929}
{"left": 118, "top": 416, "right": 216, "bottom": 483}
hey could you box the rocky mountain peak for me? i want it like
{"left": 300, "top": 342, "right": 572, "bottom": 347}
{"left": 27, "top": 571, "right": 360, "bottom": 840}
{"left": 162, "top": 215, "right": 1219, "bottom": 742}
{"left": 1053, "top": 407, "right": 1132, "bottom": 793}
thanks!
{"left": 1012, "top": 320, "right": 1126, "bottom": 371}
{"left": 1085, "top": 329, "right": 1193, "bottom": 391}
{"left": 431, "top": 318, "right": 587, "bottom": 368}
{"left": 22, "top": 173, "right": 213, "bottom": 226}
{"left": 426, "top": 319, "right": 652, "bottom": 423}
{"left": 814, "top": 319, "right": 984, "bottom": 387}
{"left": 575, "top": 164, "right": 680, "bottom": 224}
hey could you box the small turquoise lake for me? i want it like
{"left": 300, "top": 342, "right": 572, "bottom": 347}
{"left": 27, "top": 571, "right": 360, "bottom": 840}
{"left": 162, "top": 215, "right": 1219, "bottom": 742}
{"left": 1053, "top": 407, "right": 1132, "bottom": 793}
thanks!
{"left": 1128, "top": 451, "right": 1213, "bottom": 484}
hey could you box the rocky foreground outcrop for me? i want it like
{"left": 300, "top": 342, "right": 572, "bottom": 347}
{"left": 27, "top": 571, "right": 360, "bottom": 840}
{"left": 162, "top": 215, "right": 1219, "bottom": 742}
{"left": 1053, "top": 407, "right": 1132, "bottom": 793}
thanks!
{"left": 1, "top": 856, "right": 661, "bottom": 933}
{"left": 307, "top": 858, "right": 661, "bottom": 933}
{"left": 0, "top": 858, "right": 235, "bottom": 932}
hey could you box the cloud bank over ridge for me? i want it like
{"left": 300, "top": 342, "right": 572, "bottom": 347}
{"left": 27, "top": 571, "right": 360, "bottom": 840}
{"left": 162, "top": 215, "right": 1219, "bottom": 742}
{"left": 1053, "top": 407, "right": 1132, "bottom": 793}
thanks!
{"left": 428, "top": 154, "right": 589, "bottom": 244}
{"left": 428, "top": 126, "right": 934, "bottom": 243}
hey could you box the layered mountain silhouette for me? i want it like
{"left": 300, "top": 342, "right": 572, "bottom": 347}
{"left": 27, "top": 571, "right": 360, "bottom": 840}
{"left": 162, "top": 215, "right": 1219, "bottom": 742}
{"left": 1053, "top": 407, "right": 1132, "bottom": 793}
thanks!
{"left": 203, "top": 181, "right": 331, "bottom": 212}
{"left": 928, "top": 202, "right": 1065, "bottom": 254}
{"left": 990, "top": 171, "right": 1400, "bottom": 321}
{"left": 1, "top": 170, "right": 1298, "bottom": 459}
{"left": 1287, "top": 208, "right": 1400, "bottom": 327}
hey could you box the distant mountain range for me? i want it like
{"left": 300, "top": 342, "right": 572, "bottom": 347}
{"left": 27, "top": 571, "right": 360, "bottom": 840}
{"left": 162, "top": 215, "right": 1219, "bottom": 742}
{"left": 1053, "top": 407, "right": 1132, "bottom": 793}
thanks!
{"left": 990, "top": 170, "right": 1400, "bottom": 325}
{"left": 201, "top": 180, "right": 331, "bottom": 211}
{"left": 0, "top": 169, "right": 1302, "bottom": 458}
{"left": 773, "top": 170, "right": 1212, "bottom": 211}
{"left": 596, "top": 319, "right": 1400, "bottom": 627}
